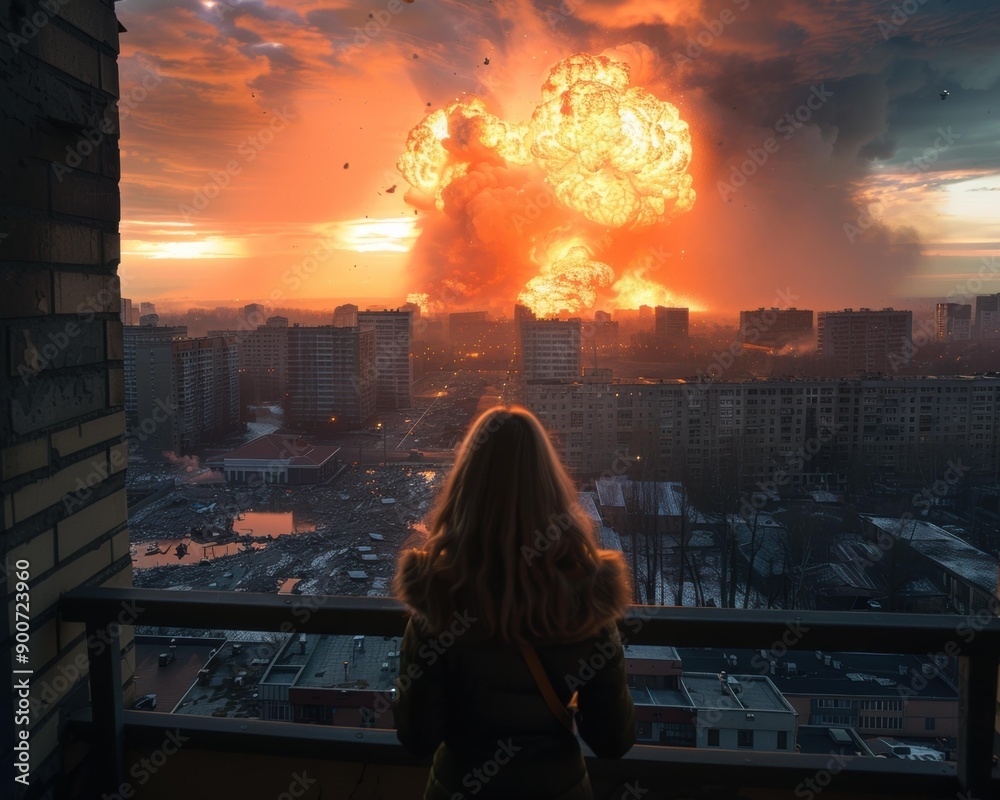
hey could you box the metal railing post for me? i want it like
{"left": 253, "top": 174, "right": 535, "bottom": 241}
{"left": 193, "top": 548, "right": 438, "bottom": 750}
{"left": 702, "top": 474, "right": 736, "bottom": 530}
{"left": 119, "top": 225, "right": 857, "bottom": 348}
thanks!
{"left": 956, "top": 654, "right": 998, "bottom": 797}
{"left": 87, "top": 619, "right": 125, "bottom": 796}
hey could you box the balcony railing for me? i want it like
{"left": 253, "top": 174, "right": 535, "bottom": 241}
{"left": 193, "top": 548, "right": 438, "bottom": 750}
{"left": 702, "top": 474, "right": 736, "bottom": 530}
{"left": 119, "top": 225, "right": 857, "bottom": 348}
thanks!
{"left": 62, "top": 587, "right": 1000, "bottom": 799}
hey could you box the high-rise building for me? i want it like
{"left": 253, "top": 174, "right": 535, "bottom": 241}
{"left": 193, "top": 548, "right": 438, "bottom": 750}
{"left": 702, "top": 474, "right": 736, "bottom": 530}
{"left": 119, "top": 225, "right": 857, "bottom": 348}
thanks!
{"left": 333, "top": 303, "right": 359, "bottom": 327}
{"left": 286, "top": 326, "right": 376, "bottom": 428}
{"left": 449, "top": 311, "right": 490, "bottom": 359}
{"left": 654, "top": 306, "right": 690, "bottom": 346}
{"left": 121, "top": 297, "right": 133, "bottom": 324}
{"left": 357, "top": 310, "right": 412, "bottom": 409}
{"left": 129, "top": 334, "right": 240, "bottom": 453}
{"left": 936, "top": 303, "right": 972, "bottom": 342}
{"left": 139, "top": 312, "right": 159, "bottom": 327}
{"left": 139, "top": 301, "right": 156, "bottom": 316}
{"left": 527, "top": 374, "right": 1000, "bottom": 485}
{"left": 739, "top": 308, "right": 813, "bottom": 349}
{"left": 124, "top": 324, "right": 189, "bottom": 424}
{"left": 975, "top": 294, "right": 1000, "bottom": 339}
{"left": 816, "top": 308, "right": 913, "bottom": 373}
{"left": 520, "top": 319, "right": 582, "bottom": 381}
{"left": 243, "top": 303, "right": 267, "bottom": 327}
{"left": 241, "top": 316, "right": 289, "bottom": 401}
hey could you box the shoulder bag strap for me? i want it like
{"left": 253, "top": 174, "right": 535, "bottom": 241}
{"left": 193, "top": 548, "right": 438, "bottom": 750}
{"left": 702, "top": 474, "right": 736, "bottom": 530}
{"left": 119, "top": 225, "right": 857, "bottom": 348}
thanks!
{"left": 518, "top": 642, "right": 578, "bottom": 734}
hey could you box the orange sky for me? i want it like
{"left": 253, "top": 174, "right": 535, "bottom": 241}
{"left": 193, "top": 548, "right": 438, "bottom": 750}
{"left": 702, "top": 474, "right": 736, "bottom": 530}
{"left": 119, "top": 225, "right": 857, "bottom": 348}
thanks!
{"left": 116, "top": 0, "right": 1000, "bottom": 313}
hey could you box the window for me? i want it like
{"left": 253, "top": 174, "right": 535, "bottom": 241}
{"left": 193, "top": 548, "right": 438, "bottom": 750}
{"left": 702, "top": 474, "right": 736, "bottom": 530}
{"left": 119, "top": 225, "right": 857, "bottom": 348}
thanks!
{"left": 777, "top": 731, "right": 788, "bottom": 750}
{"left": 925, "top": 717, "right": 936, "bottom": 731}
{"left": 738, "top": 730, "right": 754, "bottom": 749}
{"left": 707, "top": 728, "right": 720, "bottom": 747}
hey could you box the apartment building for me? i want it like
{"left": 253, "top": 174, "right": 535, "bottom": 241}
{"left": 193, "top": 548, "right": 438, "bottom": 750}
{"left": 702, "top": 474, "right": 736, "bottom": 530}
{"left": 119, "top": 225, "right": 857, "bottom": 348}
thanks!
{"left": 285, "top": 326, "right": 376, "bottom": 429}
{"left": 357, "top": 310, "right": 412, "bottom": 409}
{"left": 130, "top": 335, "right": 240, "bottom": 453}
{"left": 527, "top": 375, "right": 1000, "bottom": 485}
{"left": 817, "top": 308, "right": 913, "bottom": 373}
{"left": 242, "top": 316, "right": 288, "bottom": 401}
{"left": 521, "top": 319, "right": 582, "bottom": 381}
{"left": 740, "top": 308, "right": 814, "bottom": 349}
{"left": 936, "top": 303, "right": 972, "bottom": 343}
{"left": 655, "top": 306, "right": 689, "bottom": 346}
{"left": 123, "top": 324, "right": 189, "bottom": 423}
{"left": 975, "top": 294, "right": 1000, "bottom": 340}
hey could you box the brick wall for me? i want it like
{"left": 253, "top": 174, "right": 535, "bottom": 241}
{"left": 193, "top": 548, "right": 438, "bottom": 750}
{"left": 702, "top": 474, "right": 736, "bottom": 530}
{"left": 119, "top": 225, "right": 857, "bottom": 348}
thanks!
{"left": 1, "top": 1, "right": 131, "bottom": 797}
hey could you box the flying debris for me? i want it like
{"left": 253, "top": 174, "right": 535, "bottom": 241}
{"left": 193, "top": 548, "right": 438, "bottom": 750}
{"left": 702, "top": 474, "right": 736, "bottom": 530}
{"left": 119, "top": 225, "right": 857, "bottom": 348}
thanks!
{"left": 386, "top": 185, "right": 397, "bottom": 193}
{"left": 484, "top": 57, "right": 490, "bottom": 65}
{"left": 940, "top": 90, "right": 949, "bottom": 100}
{"left": 343, "top": 162, "right": 349, "bottom": 169}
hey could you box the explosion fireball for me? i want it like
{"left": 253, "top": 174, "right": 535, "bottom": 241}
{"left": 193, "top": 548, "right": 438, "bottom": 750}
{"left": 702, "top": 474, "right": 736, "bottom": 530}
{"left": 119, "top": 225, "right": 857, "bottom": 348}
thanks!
{"left": 397, "top": 50, "right": 696, "bottom": 316}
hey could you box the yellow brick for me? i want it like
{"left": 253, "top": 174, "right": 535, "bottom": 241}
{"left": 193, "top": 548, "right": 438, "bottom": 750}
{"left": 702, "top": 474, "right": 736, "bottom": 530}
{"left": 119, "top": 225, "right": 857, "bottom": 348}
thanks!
{"left": 25, "top": 713, "right": 58, "bottom": 766}
{"left": 106, "top": 320, "right": 124, "bottom": 359}
{"left": 108, "top": 366, "right": 124, "bottom": 406}
{"left": 31, "top": 541, "right": 112, "bottom": 614}
{"left": 51, "top": 412, "right": 124, "bottom": 458}
{"left": 31, "top": 640, "right": 90, "bottom": 718}
{"left": 109, "top": 442, "right": 128, "bottom": 474}
{"left": 57, "top": 489, "right": 126, "bottom": 559}
{"left": 8, "top": 529, "right": 56, "bottom": 577}
{"left": 53, "top": 272, "right": 118, "bottom": 316}
{"left": 110, "top": 528, "right": 130, "bottom": 564}
{"left": 23, "top": 616, "right": 62, "bottom": 673}
{"left": 12, "top": 454, "right": 109, "bottom": 523}
{"left": 1, "top": 437, "right": 49, "bottom": 481}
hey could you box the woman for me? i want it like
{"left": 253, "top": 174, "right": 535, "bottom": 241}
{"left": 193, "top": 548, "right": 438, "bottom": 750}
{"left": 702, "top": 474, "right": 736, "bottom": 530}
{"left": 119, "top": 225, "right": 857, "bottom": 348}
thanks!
{"left": 394, "top": 406, "right": 635, "bottom": 799}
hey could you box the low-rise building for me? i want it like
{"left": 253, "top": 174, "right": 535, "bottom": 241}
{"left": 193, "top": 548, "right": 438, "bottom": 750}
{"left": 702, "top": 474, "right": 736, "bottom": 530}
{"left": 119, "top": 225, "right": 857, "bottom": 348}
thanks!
{"left": 215, "top": 434, "right": 340, "bottom": 485}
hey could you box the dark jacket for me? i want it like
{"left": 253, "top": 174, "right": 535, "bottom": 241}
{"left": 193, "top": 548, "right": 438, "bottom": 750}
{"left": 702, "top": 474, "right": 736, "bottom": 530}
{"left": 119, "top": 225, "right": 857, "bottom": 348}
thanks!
{"left": 394, "top": 616, "right": 635, "bottom": 798}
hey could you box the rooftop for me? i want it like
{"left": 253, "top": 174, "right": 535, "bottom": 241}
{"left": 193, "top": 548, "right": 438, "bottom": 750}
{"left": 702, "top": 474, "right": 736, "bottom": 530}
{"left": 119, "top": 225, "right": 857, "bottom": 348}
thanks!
{"left": 262, "top": 633, "right": 402, "bottom": 693}
{"left": 220, "top": 434, "right": 341, "bottom": 468}
{"left": 595, "top": 476, "right": 686, "bottom": 517}
{"left": 677, "top": 648, "right": 958, "bottom": 699}
{"left": 862, "top": 516, "right": 999, "bottom": 594}
{"left": 682, "top": 672, "right": 795, "bottom": 713}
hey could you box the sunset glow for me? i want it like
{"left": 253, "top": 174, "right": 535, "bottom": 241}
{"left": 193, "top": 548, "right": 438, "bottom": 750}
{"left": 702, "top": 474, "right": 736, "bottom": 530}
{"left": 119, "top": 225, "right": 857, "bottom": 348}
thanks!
{"left": 113, "top": 0, "right": 1000, "bottom": 312}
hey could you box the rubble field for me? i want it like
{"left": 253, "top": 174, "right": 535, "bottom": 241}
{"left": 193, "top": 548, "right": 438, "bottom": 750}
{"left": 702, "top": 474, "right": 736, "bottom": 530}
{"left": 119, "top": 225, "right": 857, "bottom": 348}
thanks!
{"left": 129, "top": 464, "right": 446, "bottom": 597}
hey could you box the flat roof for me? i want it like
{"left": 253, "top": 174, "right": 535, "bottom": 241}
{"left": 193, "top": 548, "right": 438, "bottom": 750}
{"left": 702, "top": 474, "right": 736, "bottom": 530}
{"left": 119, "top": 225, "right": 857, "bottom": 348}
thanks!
{"left": 676, "top": 648, "right": 957, "bottom": 699}
{"left": 863, "top": 516, "right": 998, "bottom": 594}
{"left": 623, "top": 644, "right": 681, "bottom": 662}
{"left": 269, "top": 634, "right": 402, "bottom": 693}
{"left": 682, "top": 673, "right": 793, "bottom": 713}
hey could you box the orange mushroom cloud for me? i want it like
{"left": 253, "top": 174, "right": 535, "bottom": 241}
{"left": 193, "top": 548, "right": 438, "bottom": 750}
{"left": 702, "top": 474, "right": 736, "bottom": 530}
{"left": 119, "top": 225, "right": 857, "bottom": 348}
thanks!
{"left": 397, "top": 50, "right": 696, "bottom": 316}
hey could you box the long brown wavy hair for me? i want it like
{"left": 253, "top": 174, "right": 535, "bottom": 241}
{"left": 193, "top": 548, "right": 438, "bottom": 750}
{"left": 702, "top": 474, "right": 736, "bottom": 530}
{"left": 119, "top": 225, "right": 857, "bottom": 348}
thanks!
{"left": 394, "top": 406, "right": 630, "bottom": 644}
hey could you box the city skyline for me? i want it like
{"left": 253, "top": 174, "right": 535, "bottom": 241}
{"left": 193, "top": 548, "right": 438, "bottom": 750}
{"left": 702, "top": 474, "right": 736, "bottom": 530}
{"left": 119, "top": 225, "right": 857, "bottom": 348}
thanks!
{"left": 116, "top": 0, "right": 999, "bottom": 311}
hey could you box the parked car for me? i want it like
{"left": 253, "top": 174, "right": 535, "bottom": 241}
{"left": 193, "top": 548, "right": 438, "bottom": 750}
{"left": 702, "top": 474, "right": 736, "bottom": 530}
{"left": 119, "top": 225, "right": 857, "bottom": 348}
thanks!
{"left": 132, "top": 694, "right": 157, "bottom": 711}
